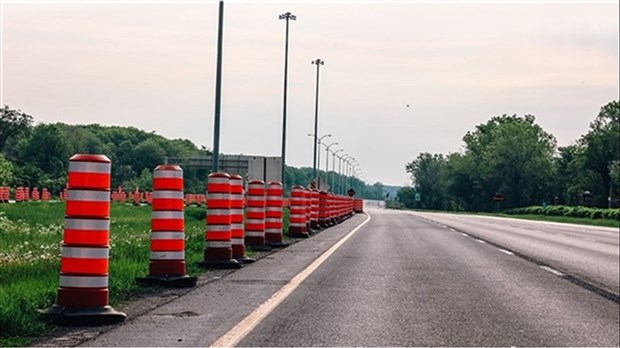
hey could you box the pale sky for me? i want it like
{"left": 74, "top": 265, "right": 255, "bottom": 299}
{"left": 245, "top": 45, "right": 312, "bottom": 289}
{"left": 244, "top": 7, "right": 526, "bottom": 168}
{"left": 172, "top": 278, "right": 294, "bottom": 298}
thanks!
{"left": 1, "top": 0, "right": 618, "bottom": 186}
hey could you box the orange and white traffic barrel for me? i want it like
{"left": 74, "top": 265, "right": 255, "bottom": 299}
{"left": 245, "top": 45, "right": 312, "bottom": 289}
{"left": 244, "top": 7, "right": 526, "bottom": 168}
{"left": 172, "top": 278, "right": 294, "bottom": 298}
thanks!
{"left": 137, "top": 165, "right": 196, "bottom": 287}
{"left": 265, "top": 181, "right": 287, "bottom": 247}
{"left": 199, "top": 172, "right": 241, "bottom": 269}
{"left": 230, "top": 174, "right": 255, "bottom": 263}
{"left": 287, "top": 185, "right": 309, "bottom": 238}
{"left": 303, "top": 188, "right": 313, "bottom": 234}
{"left": 245, "top": 179, "right": 271, "bottom": 251}
{"left": 318, "top": 190, "right": 328, "bottom": 228}
{"left": 310, "top": 188, "right": 320, "bottom": 230}
{"left": 45, "top": 154, "right": 125, "bottom": 325}
{"left": 354, "top": 198, "right": 364, "bottom": 213}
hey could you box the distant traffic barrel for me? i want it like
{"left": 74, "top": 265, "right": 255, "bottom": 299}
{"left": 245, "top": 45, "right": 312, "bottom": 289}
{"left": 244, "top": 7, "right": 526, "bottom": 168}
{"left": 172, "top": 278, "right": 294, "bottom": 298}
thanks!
{"left": 265, "top": 181, "right": 287, "bottom": 248}
{"left": 46, "top": 154, "right": 125, "bottom": 325}
{"left": 310, "top": 189, "right": 319, "bottom": 230}
{"left": 200, "top": 172, "right": 240, "bottom": 269}
{"left": 137, "top": 165, "right": 196, "bottom": 287}
{"left": 230, "top": 174, "right": 255, "bottom": 263}
{"left": 287, "top": 185, "right": 309, "bottom": 238}
{"left": 245, "top": 180, "right": 270, "bottom": 251}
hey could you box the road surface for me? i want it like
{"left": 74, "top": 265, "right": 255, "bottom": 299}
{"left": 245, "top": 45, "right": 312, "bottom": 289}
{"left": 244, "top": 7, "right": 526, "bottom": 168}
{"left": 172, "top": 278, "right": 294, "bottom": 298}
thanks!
{"left": 79, "top": 208, "right": 619, "bottom": 347}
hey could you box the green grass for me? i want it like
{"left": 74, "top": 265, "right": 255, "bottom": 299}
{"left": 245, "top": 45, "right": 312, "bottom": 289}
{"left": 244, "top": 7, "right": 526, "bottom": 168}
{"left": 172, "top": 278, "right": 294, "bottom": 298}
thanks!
{"left": 487, "top": 212, "right": 620, "bottom": 228}
{"left": 2, "top": 201, "right": 279, "bottom": 346}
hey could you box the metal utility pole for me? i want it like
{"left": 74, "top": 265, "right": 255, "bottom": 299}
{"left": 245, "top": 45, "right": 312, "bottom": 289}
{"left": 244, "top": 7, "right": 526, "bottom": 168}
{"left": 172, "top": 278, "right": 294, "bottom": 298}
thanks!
{"left": 311, "top": 58, "right": 324, "bottom": 179}
{"left": 279, "top": 11, "right": 296, "bottom": 187}
{"left": 331, "top": 149, "right": 343, "bottom": 191}
{"left": 211, "top": 0, "right": 224, "bottom": 173}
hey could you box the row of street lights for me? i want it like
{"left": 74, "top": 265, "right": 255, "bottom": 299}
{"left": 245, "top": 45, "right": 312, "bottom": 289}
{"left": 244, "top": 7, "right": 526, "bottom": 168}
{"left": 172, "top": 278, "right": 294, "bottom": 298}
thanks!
{"left": 210, "top": 2, "right": 364, "bottom": 193}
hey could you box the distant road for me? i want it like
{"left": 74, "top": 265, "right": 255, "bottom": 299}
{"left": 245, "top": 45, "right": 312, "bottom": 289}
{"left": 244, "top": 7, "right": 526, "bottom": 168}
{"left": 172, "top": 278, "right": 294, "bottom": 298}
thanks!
{"left": 407, "top": 211, "right": 619, "bottom": 297}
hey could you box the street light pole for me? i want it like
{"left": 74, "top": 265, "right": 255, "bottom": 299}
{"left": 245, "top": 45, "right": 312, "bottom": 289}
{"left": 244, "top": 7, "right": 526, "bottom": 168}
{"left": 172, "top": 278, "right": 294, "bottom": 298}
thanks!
{"left": 311, "top": 58, "right": 324, "bottom": 180}
{"left": 308, "top": 133, "right": 331, "bottom": 180}
{"left": 331, "top": 149, "right": 343, "bottom": 191}
{"left": 323, "top": 142, "right": 338, "bottom": 190}
{"left": 279, "top": 11, "right": 296, "bottom": 188}
{"left": 211, "top": 0, "right": 225, "bottom": 173}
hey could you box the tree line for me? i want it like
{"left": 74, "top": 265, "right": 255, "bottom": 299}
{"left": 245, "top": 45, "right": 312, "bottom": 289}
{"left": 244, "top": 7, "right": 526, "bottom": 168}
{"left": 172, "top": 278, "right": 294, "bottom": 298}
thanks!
{"left": 397, "top": 101, "right": 619, "bottom": 211}
{"left": 0, "top": 105, "right": 382, "bottom": 198}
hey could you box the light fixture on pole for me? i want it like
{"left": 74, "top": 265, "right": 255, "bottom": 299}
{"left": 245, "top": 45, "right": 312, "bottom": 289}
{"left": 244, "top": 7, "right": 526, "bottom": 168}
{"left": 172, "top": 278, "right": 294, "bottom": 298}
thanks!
{"left": 331, "top": 149, "right": 344, "bottom": 191}
{"left": 308, "top": 133, "right": 331, "bottom": 178}
{"left": 279, "top": 11, "right": 296, "bottom": 188}
{"left": 311, "top": 58, "right": 325, "bottom": 180}
{"left": 323, "top": 141, "right": 339, "bottom": 176}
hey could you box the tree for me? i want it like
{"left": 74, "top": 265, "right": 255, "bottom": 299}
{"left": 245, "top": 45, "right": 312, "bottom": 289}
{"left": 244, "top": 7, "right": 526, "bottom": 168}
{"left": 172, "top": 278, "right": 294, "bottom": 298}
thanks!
{"left": 0, "top": 154, "right": 13, "bottom": 185}
{"left": 579, "top": 101, "right": 619, "bottom": 207}
{"left": 462, "top": 115, "right": 556, "bottom": 210}
{"left": 406, "top": 153, "right": 446, "bottom": 209}
{"left": 18, "top": 124, "right": 71, "bottom": 181}
{"left": 132, "top": 139, "right": 166, "bottom": 173}
{"left": 0, "top": 105, "right": 33, "bottom": 151}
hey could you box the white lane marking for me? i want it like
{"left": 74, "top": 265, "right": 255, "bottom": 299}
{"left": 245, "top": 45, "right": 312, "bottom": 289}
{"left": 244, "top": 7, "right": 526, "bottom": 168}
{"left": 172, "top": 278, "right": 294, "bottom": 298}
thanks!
{"left": 460, "top": 233, "right": 468, "bottom": 237}
{"left": 498, "top": 249, "right": 514, "bottom": 256}
{"left": 540, "top": 266, "right": 564, "bottom": 277}
{"left": 476, "top": 239, "right": 486, "bottom": 244}
{"left": 449, "top": 228, "right": 456, "bottom": 232}
{"left": 210, "top": 213, "right": 372, "bottom": 347}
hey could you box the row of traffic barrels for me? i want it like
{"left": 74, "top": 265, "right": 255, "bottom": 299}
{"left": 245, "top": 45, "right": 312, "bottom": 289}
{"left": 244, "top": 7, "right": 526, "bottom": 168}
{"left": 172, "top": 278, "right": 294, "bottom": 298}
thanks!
{"left": 45, "top": 153, "right": 362, "bottom": 327}
{"left": 0, "top": 186, "right": 52, "bottom": 202}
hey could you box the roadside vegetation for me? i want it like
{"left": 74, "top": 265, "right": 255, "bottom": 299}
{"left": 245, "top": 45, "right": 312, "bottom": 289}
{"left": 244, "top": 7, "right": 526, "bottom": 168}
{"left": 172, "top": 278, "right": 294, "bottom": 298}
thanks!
{"left": 397, "top": 101, "right": 619, "bottom": 213}
{"left": 0, "top": 202, "right": 291, "bottom": 347}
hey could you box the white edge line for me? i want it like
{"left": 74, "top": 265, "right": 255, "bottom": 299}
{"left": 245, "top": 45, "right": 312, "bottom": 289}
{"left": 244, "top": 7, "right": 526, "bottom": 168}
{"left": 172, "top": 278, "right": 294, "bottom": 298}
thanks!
{"left": 540, "top": 265, "right": 564, "bottom": 277}
{"left": 210, "top": 213, "right": 372, "bottom": 348}
{"left": 498, "top": 249, "right": 514, "bottom": 255}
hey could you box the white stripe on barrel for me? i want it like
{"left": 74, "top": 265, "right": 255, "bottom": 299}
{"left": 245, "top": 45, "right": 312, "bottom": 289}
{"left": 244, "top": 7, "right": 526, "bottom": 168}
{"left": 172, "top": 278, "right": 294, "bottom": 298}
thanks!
{"left": 62, "top": 246, "right": 109, "bottom": 259}
{"left": 68, "top": 162, "right": 111, "bottom": 174}
{"left": 67, "top": 190, "right": 110, "bottom": 202}
{"left": 59, "top": 275, "right": 108, "bottom": 288}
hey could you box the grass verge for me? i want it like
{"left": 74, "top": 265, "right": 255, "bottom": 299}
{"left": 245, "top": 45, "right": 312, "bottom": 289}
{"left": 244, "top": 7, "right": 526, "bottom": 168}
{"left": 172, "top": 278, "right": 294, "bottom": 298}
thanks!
{"left": 0, "top": 202, "right": 290, "bottom": 347}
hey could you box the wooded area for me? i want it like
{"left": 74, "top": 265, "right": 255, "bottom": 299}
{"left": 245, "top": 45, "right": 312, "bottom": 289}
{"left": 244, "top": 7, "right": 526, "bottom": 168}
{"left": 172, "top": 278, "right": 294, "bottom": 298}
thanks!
{"left": 0, "top": 106, "right": 384, "bottom": 198}
{"left": 398, "top": 101, "right": 619, "bottom": 211}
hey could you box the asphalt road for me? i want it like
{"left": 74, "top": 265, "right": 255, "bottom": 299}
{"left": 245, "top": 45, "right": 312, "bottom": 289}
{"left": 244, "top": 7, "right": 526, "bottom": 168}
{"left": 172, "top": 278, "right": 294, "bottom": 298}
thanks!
{"left": 239, "top": 208, "right": 618, "bottom": 346}
{"left": 79, "top": 208, "right": 619, "bottom": 347}
{"left": 408, "top": 211, "right": 620, "bottom": 297}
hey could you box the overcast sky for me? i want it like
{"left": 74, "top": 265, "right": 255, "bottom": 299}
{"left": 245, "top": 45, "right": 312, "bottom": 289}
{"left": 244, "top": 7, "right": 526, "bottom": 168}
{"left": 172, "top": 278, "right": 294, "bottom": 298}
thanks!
{"left": 1, "top": 1, "right": 618, "bottom": 186}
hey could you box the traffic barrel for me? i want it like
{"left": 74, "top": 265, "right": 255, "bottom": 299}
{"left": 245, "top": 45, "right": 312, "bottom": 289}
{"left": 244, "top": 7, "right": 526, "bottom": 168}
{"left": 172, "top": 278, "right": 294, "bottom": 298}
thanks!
{"left": 245, "top": 180, "right": 271, "bottom": 251}
{"left": 0, "top": 187, "right": 7, "bottom": 203}
{"left": 45, "top": 154, "right": 125, "bottom": 325}
{"left": 287, "top": 185, "right": 309, "bottom": 238}
{"left": 327, "top": 193, "right": 335, "bottom": 226}
{"left": 318, "top": 190, "right": 328, "bottom": 228}
{"left": 354, "top": 198, "right": 364, "bottom": 213}
{"left": 230, "top": 174, "right": 255, "bottom": 263}
{"left": 310, "top": 188, "right": 320, "bottom": 230}
{"left": 265, "top": 181, "right": 287, "bottom": 248}
{"left": 137, "top": 165, "right": 196, "bottom": 287}
{"left": 199, "top": 172, "right": 241, "bottom": 269}
{"left": 304, "top": 188, "right": 313, "bottom": 234}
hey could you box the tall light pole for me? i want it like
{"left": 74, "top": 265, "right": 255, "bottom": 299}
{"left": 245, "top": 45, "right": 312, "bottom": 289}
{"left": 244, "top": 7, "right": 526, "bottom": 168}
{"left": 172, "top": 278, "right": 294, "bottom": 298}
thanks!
{"left": 311, "top": 58, "right": 324, "bottom": 180}
{"left": 211, "top": 0, "right": 225, "bottom": 173}
{"left": 308, "top": 133, "right": 331, "bottom": 178}
{"left": 279, "top": 11, "right": 296, "bottom": 187}
{"left": 331, "top": 149, "right": 343, "bottom": 191}
{"left": 323, "top": 142, "right": 338, "bottom": 176}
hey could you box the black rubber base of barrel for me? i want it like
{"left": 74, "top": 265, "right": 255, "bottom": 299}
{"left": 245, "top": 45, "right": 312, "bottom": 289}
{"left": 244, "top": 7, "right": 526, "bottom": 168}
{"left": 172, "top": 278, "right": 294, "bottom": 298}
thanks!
{"left": 198, "top": 259, "right": 242, "bottom": 269}
{"left": 136, "top": 274, "right": 197, "bottom": 288}
{"left": 43, "top": 305, "right": 126, "bottom": 326}
{"left": 235, "top": 255, "right": 257, "bottom": 263}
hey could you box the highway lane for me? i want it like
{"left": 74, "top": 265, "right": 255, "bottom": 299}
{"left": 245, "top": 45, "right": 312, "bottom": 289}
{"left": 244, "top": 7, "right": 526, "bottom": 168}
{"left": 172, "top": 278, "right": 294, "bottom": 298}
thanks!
{"left": 408, "top": 211, "right": 619, "bottom": 297}
{"left": 240, "top": 208, "right": 619, "bottom": 346}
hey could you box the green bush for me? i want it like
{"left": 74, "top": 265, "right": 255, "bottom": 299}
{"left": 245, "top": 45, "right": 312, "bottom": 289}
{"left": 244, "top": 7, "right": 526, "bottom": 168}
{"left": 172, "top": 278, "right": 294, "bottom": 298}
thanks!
{"left": 503, "top": 205, "right": 619, "bottom": 221}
